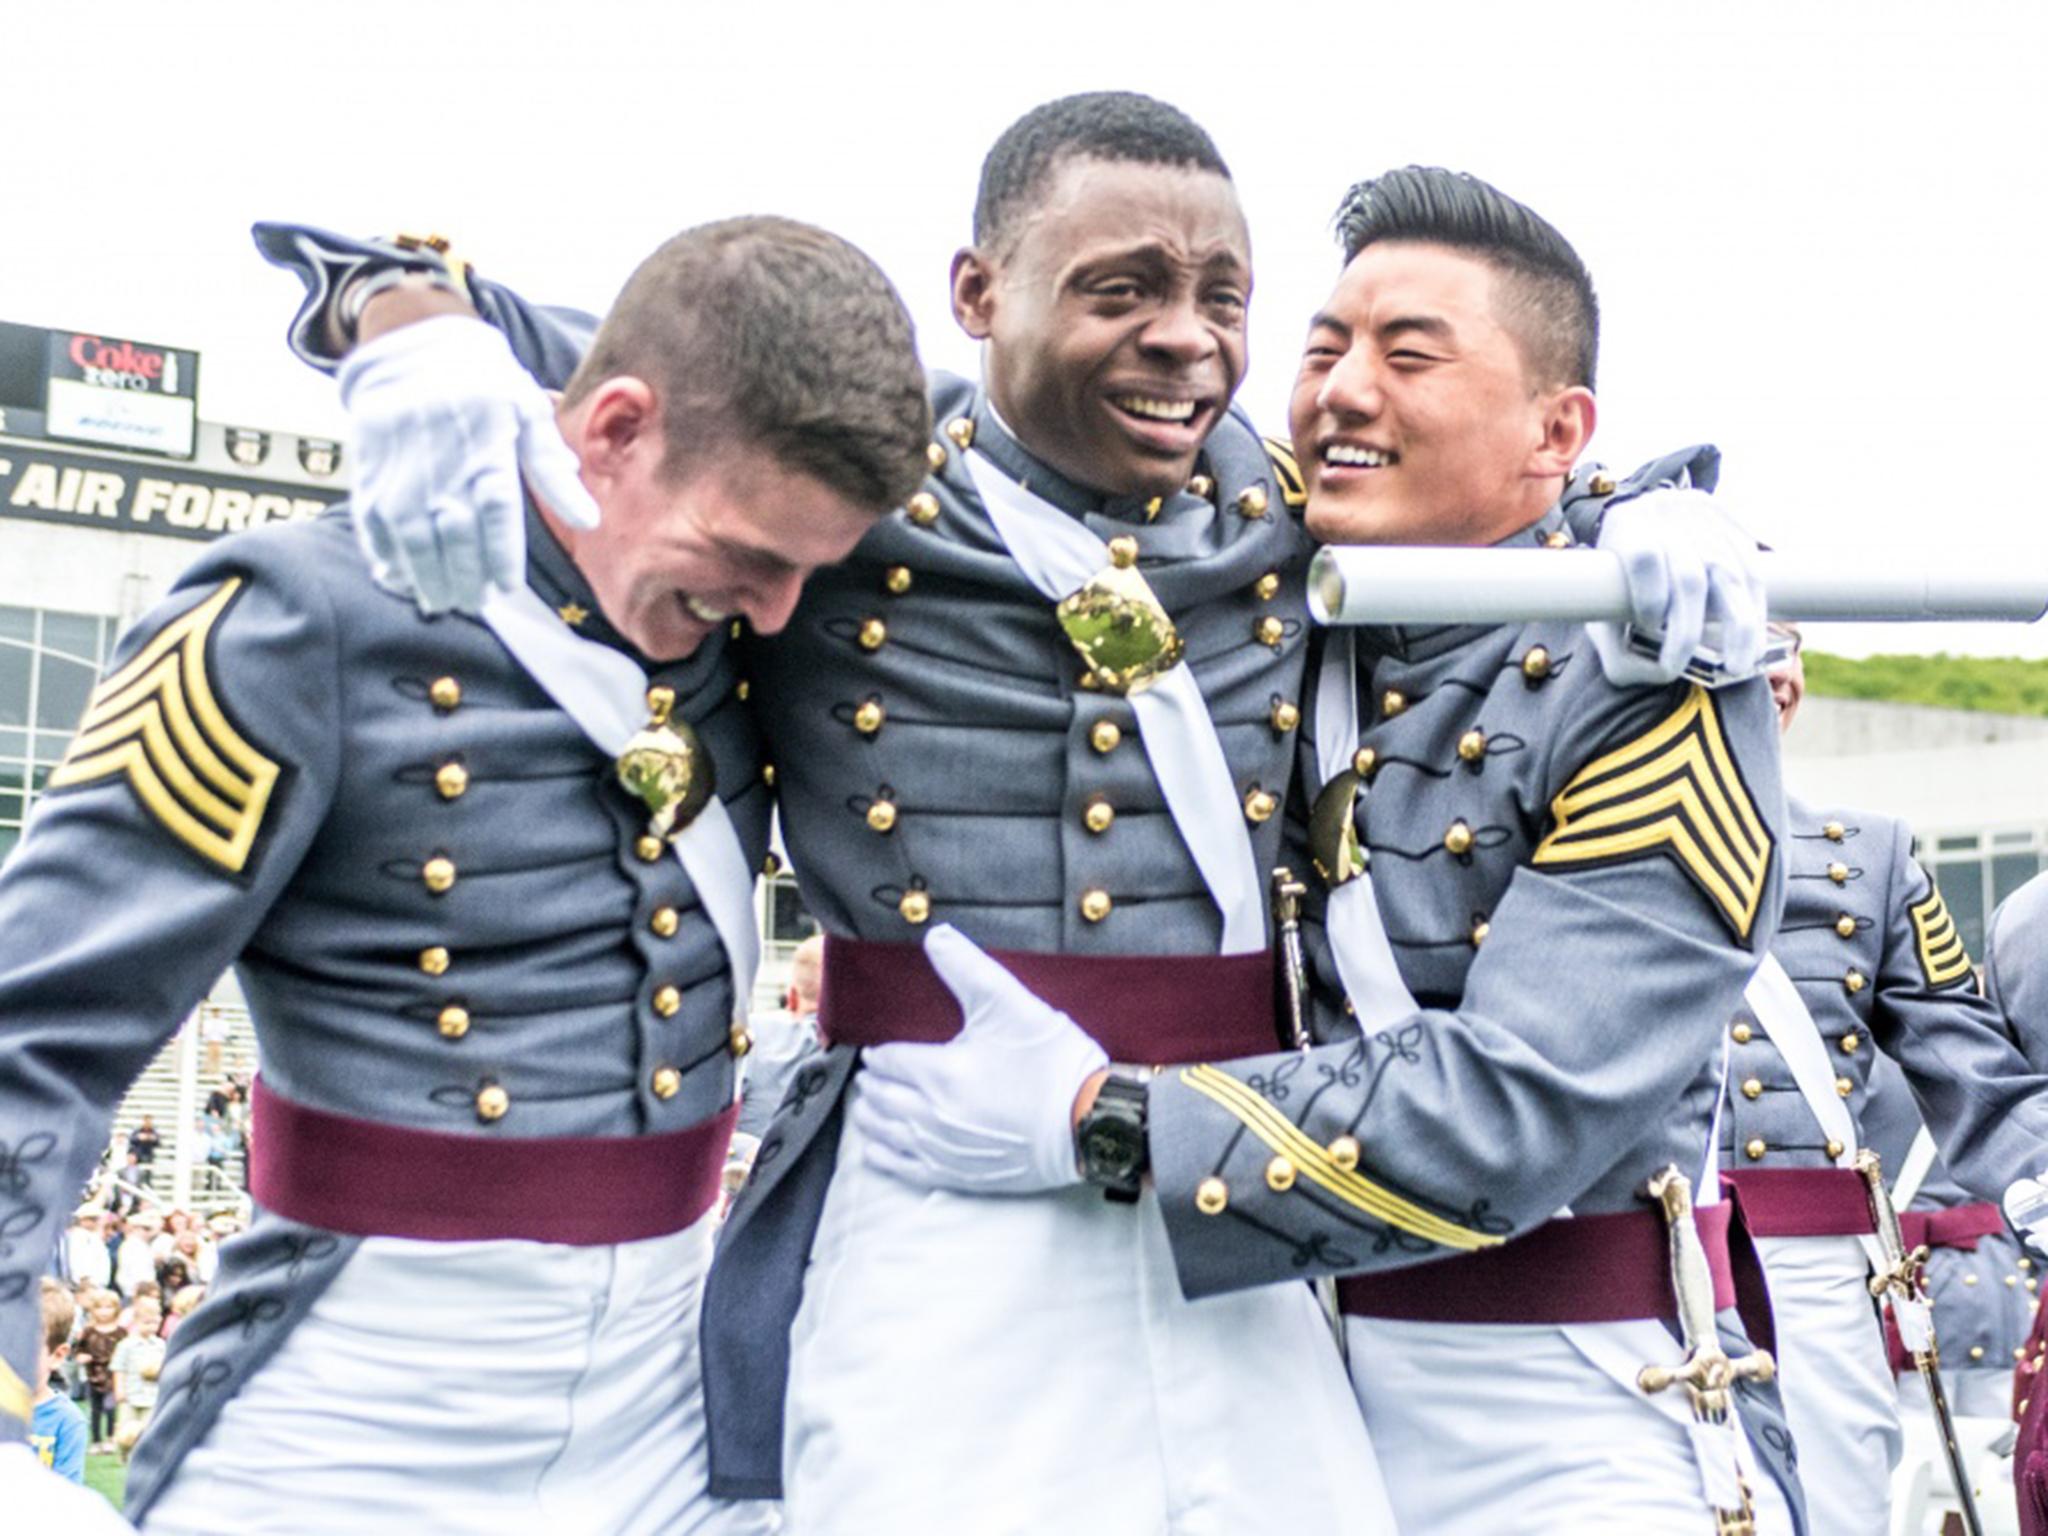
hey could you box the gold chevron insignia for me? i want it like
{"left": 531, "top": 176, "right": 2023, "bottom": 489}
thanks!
{"left": 1531, "top": 686, "right": 1772, "bottom": 941}
{"left": 49, "top": 579, "right": 280, "bottom": 873}
{"left": 1179, "top": 1065, "right": 1505, "bottom": 1251}
{"left": 1261, "top": 437, "right": 1308, "bottom": 507}
{"left": 0, "top": 1354, "right": 28, "bottom": 1425}
{"left": 1909, "top": 882, "right": 1973, "bottom": 987}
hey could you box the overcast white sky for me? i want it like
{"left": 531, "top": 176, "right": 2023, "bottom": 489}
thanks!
{"left": 5, "top": 0, "right": 2044, "bottom": 657}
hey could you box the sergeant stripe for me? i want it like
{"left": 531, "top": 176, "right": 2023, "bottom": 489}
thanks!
{"left": 1909, "top": 883, "right": 1974, "bottom": 987}
{"left": 48, "top": 578, "right": 280, "bottom": 873}
{"left": 1178, "top": 1065, "right": 1504, "bottom": 1251}
{"left": 1532, "top": 686, "right": 1772, "bottom": 941}
{"left": 1261, "top": 437, "right": 1307, "bottom": 507}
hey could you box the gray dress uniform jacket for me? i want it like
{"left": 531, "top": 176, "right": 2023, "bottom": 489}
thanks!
{"left": 1722, "top": 798, "right": 2048, "bottom": 1184}
{"left": 0, "top": 503, "right": 767, "bottom": 1520}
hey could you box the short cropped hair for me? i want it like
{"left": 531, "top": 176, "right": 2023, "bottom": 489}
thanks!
{"left": 565, "top": 217, "right": 931, "bottom": 513}
{"left": 1333, "top": 167, "right": 1599, "bottom": 391}
{"left": 973, "top": 92, "right": 1232, "bottom": 252}
{"left": 40, "top": 1277, "right": 75, "bottom": 1353}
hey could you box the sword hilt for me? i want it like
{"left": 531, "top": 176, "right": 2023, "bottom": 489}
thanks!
{"left": 1636, "top": 1166, "right": 1777, "bottom": 1417}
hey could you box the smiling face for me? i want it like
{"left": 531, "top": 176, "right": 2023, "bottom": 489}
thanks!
{"left": 1290, "top": 241, "right": 1594, "bottom": 548}
{"left": 552, "top": 382, "right": 880, "bottom": 660}
{"left": 955, "top": 156, "right": 1252, "bottom": 499}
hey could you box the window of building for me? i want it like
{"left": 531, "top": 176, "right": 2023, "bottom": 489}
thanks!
{"left": 0, "top": 603, "right": 118, "bottom": 863}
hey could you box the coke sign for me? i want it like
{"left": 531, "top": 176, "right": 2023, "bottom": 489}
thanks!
{"left": 48, "top": 330, "right": 196, "bottom": 399}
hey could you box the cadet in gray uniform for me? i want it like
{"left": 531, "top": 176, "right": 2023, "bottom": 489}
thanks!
{"left": 862, "top": 167, "right": 1809, "bottom": 1534}
{"left": 1718, "top": 625, "right": 2048, "bottom": 1531}
{"left": 0, "top": 216, "right": 930, "bottom": 1531}
{"left": 274, "top": 104, "right": 1762, "bottom": 1533}
{"left": 1862, "top": 1052, "right": 2035, "bottom": 1418}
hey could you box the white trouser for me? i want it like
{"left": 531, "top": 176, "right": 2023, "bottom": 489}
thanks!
{"left": 783, "top": 1076, "right": 1395, "bottom": 1535}
{"left": 1347, "top": 1315, "right": 1796, "bottom": 1536}
{"left": 1903, "top": 1366, "right": 2017, "bottom": 1419}
{"left": 1757, "top": 1233, "right": 1900, "bottom": 1536}
{"left": 144, "top": 1217, "right": 774, "bottom": 1536}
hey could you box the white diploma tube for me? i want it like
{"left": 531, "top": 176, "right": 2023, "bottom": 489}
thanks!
{"left": 1307, "top": 546, "right": 2048, "bottom": 627}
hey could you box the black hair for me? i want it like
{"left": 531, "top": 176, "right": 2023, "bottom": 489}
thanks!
{"left": 973, "top": 92, "right": 1232, "bottom": 251}
{"left": 1333, "top": 167, "right": 1599, "bottom": 390}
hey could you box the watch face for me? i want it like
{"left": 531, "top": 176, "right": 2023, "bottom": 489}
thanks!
{"left": 1082, "top": 1120, "right": 1144, "bottom": 1184}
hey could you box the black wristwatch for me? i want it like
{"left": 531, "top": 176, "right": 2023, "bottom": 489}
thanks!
{"left": 1077, "top": 1069, "right": 1150, "bottom": 1204}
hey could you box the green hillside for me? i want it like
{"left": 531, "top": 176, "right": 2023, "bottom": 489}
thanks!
{"left": 1803, "top": 652, "right": 2048, "bottom": 716}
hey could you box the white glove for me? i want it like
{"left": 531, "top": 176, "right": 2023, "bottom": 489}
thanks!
{"left": 1590, "top": 487, "right": 1767, "bottom": 686}
{"left": 849, "top": 925, "right": 1109, "bottom": 1195}
{"left": 336, "top": 315, "right": 600, "bottom": 614}
{"left": 0, "top": 1442, "right": 136, "bottom": 1532}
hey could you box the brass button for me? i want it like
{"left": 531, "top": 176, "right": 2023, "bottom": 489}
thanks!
{"left": 437, "top": 1005, "right": 471, "bottom": 1040}
{"left": 1521, "top": 646, "right": 1552, "bottom": 681}
{"left": 1470, "top": 919, "right": 1490, "bottom": 948}
{"left": 1328, "top": 1135, "right": 1362, "bottom": 1172}
{"left": 1090, "top": 720, "right": 1122, "bottom": 754}
{"left": 650, "top": 906, "right": 680, "bottom": 938}
{"left": 1108, "top": 535, "right": 1140, "bottom": 569}
{"left": 899, "top": 889, "right": 931, "bottom": 924}
{"left": 475, "top": 1084, "right": 509, "bottom": 1123}
{"left": 1270, "top": 700, "right": 1300, "bottom": 734}
{"left": 867, "top": 801, "right": 899, "bottom": 834}
{"left": 762, "top": 764, "right": 777, "bottom": 786}
{"left": 736, "top": 680, "right": 751, "bottom": 701}
{"left": 884, "top": 565, "right": 913, "bottom": 596}
{"left": 652, "top": 1066, "right": 682, "bottom": 1100}
{"left": 1824, "top": 820, "right": 1846, "bottom": 842}
{"left": 1265, "top": 1155, "right": 1296, "bottom": 1192}
{"left": 858, "top": 618, "right": 887, "bottom": 651}
{"left": 1079, "top": 888, "right": 1112, "bottom": 923}
{"left": 1543, "top": 529, "right": 1571, "bottom": 549}
{"left": 1352, "top": 747, "right": 1377, "bottom": 778}
{"left": 1186, "top": 473, "right": 1215, "bottom": 500}
{"left": 1971, "top": 1346, "right": 1987, "bottom": 1362}
{"left": 2023, "top": 1258, "right": 2034, "bottom": 1272}
{"left": 1741, "top": 1077, "right": 1763, "bottom": 1100}
{"left": 1836, "top": 914, "right": 1857, "bottom": 938}
{"left": 926, "top": 442, "right": 948, "bottom": 472}
{"left": 422, "top": 856, "right": 457, "bottom": 894}
{"left": 1963, "top": 1272, "right": 1979, "bottom": 1286}
{"left": 1243, "top": 789, "right": 1278, "bottom": 825}
{"left": 1843, "top": 969, "right": 1866, "bottom": 994}
{"left": 1835, "top": 1075, "right": 1854, "bottom": 1097}
{"left": 1083, "top": 798, "right": 1114, "bottom": 835}
{"left": 1828, "top": 862, "right": 1849, "bottom": 885}
{"left": 1745, "top": 1137, "right": 1767, "bottom": 1161}
{"left": 764, "top": 851, "right": 782, "bottom": 877}
{"left": 1253, "top": 571, "right": 1280, "bottom": 601}
{"left": 1444, "top": 820, "right": 1475, "bottom": 856}
{"left": 1254, "top": 616, "right": 1285, "bottom": 648}
{"left": 729, "top": 1022, "right": 753, "bottom": 1058}
{"left": 1588, "top": 471, "right": 1617, "bottom": 496}
{"left": 1236, "top": 486, "right": 1268, "bottom": 519}
{"left": 653, "top": 984, "right": 682, "bottom": 1018}
{"left": 636, "top": 835, "right": 666, "bottom": 863}
{"left": 1825, "top": 1139, "right": 1845, "bottom": 1160}
{"left": 435, "top": 762, "right": 469, "bottom": 800}
{"left": 418, "top": 946, "right": 450, "bottom": 976}
{"left": 944, "top": 416, "right": 974, "bottom": 450}
{"left": 1380, "top": 690, "right": 1407, "bottom": 719}
{"left": 853, "top": 700, "right": 885, "bottom": 735}
{"left": 429, "top": 676, "right": 462, "bottom": 711}
{"left": 1839, "top": 1032, "right": 1861, "bottom": 1054}
{"left": 1457, "top": 729, "right": 1486, "bottom": 762}
{"left": 1195, "top": 1176, "right": 1230, "bottom": 1215}
{"left": 1731, "top": 1022, "right": 1753, "bottom": 1044}
{"left": 2009, "top": 1275, "right": 2022, "bottom": 1289}
{"left": 906, "top": 492, "right": 940, "bottom": 527}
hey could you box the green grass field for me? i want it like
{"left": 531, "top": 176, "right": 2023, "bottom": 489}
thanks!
{"left": 1805, "top": 650, "right": 2048, "bottom": 715}
{"left": 84, "top": 1450, "right": 125, "bottom": 1511}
